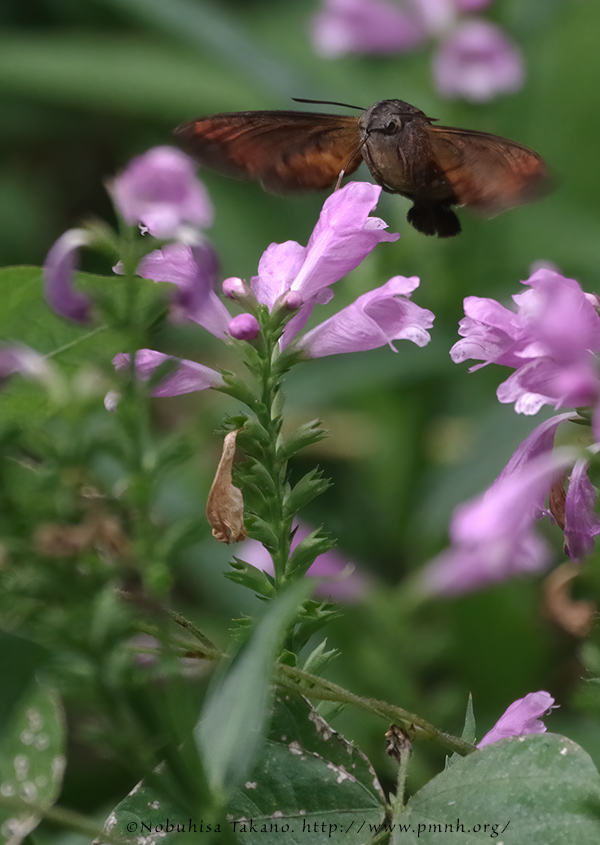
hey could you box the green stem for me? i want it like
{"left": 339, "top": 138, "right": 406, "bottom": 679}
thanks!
{"left": 277, "top": 663, "right": 475, "bottom": 757}
{"left": 251, "top": 314, "right": 292, "bottom": 591}
{"left": 133, "top": 606, "right": 472, "bottom": 756}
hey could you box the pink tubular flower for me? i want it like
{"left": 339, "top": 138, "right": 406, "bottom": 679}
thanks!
{"left": 311, "top": 0, "right": 425, "bottom": 57}
{"left": 251, "top": 182, "right": 399, "bottom": 347}
{"left": 564, "top": 452, "right": 600, "bottom": 563}
{"left": 477, "top": 691, "right": 556, "bottom": 748}
{"left": 238, "top": 523, "right": 371, "bottom": 602}
{"left": 298, "top": 275, "right": 434, "bottom": 358}
{"left": 132, "top": 243, "right": 230, "bottom": 338}
{"left": 452, "top": 269, "right": 600, "bottom": 427}
{"left": 433, "top": 19, "right": 524, "bottom": 102}
{"left": 252, "top": 182, "right": 398, "bottom": 309}
{"left": 421, "top": 447, "right": 576, "bottom": 595}
{"left": 110, "top": 146, "right": 213, "bottom": 238}
{"left": 43, "top": 228, "right": 93, "bottom": 323}
{"left": 113, "top": 350, "right": 224, "bottom": 396}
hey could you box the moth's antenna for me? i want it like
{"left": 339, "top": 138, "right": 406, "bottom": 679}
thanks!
{"left": 292, "top": 97, "right": 364, "bottom": 111}
{"left": 335, "top": 137, "right": 369, "bottom": 191}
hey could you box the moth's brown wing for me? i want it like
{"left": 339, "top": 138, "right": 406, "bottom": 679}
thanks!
{"left": 426, "top": 125, "right": 548, "bottom": 215}
{"left": 173, "top": 111, "right": 363, "bottom": 194}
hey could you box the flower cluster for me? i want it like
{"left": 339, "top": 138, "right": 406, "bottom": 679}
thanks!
{"left": 422, "top": 268, "right": 600, "bottom": 595}
{"left": 42, "top": 146, "right": 435, "bottom": 399}
{"left": 111, "top": 176, "right": 434, "bottom": 392}
{"left": 311, "top": 0, "right": 523, "bottom": 102}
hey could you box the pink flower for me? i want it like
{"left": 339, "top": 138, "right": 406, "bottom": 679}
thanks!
{"left": 251, "top": 182, "right": 399, "bottom": 309}
{"left": 133, "top": 243, "right": 230, "bottom": 338}
{"left": 298, "top": 275, "right": 433, "bottom": 357}
{"left": 451, "top": 269, "right": 600, "bottom": 425}
{"left": 433, "top": 19, "right": 524, "bottom": 101}
{"left": 0, "top": 345, "right": 50, "bottom": 384}
{"left": 477, "top": 691, "right": 556, "bottom": 748}
{"left": 564, "top": 452, "right": 600, "bottom": 563}
{"left": 43, "top": 228, "right": 92, "bottom": 323}
{"left": 311, "top": 0, "right": 425, "bottom": 57}
{"left": 421, "top": 446, "right": 576, "bottom": 595}
{"left": 238, "top": 523, "right": 371, "bottom": 602}
{"left": 251, "top": 182, "right": 399, "bottom": 347}
{"left": 113, "top": 350, "right": 224, "bottom": 396}
{"left": 110, "top": 146, "right": 213, "bottom": 238}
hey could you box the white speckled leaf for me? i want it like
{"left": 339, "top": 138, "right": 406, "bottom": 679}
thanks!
{"left": 391, "top": 733, "right": 600, "bottom": 844}
{"left": 227, "top": 694, "right": 386, "bottom": 844}
{"left": 97, "top": 695, "right": 386, "bottom": 844}
{"left": 0, "top": 681, "right": 65, "bottom": 845}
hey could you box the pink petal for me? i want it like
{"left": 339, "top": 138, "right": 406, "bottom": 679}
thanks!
{"left": 477, "top": 692, "right": 556, "bottom": 748}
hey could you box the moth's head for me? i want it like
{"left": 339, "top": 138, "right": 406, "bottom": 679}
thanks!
{"left": 360, "top": 100, "right": 434, "bottom": 136}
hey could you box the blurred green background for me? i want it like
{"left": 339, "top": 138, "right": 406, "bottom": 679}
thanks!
{"left": 3, "top": 0, "right": 600, "bottom": 830}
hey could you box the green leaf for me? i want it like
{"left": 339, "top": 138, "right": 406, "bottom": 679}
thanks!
{"left": 286, "top": 528, "right": 336, "bottom": 579}
{"left": 277, "top": 419, "right": 328, "bottom": 462}
{"left": 0, "top": 631, "right": 48, "bottom": 742}
{"left": 283, "top": 468, "right": 332, "bottom": 518}
{"left": 196, "top": 581, "right": 311, "bottom": 801}
{"left": 392, "top": 734, "right": 600, "bottom": 844}
{"left": 227, "top": 694, "right": 386, "bottom": 844}
{"left": 96, "top": 694, "right": 385, "bottom": 845}
{"left": 101, "top": 694, "right": 385, "bottom": 844}
{"left": 244, "top": 515, "right": 280, "bottom": 551}
{"left": 0, "top": 266, "right": 164, "bottom": 429}
{"left": 225, "top": 558, "right": 276, "bottom": 598}
{"left": 96, "top": 769, "right": 220, "bottom": 844}
{"left": 461, "top": 694, "right": 476, "bottom": 745}
{"left": 0, "top": 680, "right": 65, "bottom": 844}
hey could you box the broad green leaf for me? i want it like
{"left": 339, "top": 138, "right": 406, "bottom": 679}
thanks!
{"left": 0, "top": 265, "right": 166, "bottom": 428}
{"left": 391, "top": 733, "right": 600, "bottom": 844}
{"left": 0, "top": 631, "right": 47, "bottom": 741}
{"left": 0, "top": 681, "right": 65, "bottom": 845}
{"left": 0, "top": 267, "right": 106, "bottom": 355}
{"left": 97, "top": 695, "right": 385, "bottom": 845}
{"left": 227, "top": 694, "right": 386, "bottom": 845}
{"left": 196, "top": 581, "right": 311, "bottom": 800}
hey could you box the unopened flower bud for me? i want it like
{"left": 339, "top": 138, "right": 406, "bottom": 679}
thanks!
{"left": 228, "top": 313, "right": 260, "bottom": 341}
{"left": 222, "top": 276, "right": 250, "bottom": 300}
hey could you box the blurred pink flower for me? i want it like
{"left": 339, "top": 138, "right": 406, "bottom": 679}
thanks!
{"left": 564, "top": 452, "right": 600, "bottom": 563}
{"left": 433, "top": 20, "right": 524, "bottom": 102}
{"left": 477, "top": 691, "right": 556, "bottom": 748}
{"left": 238, "top": 523, "right": 371, "bottom": 602}
{"left": 452, "top": 269, "right": 600, "bottom": 426}
{"left": 0, "top": 345, "right": 49, "bottom": 384}
{"left": 43, "top": 228, "right": 92, "bottom": 323}
{"left": 132, "top": 243, "right": 230, "bottom": 337}
{"left": 110, "top": 146, "right": 213, "bottom": 238}
{"left": 311, "top": 0, "right": 425, "bottom": 57}
{"left": 421, "top": 446, "right": 575, "bottom": 594}
{"left": 113, "top": 349, "right": 224, "bottom": 397}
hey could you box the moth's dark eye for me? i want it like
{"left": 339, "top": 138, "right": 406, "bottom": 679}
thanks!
{"left": 384, "top": 119, "right": 401, "bottom": 134}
